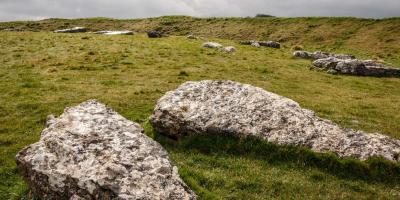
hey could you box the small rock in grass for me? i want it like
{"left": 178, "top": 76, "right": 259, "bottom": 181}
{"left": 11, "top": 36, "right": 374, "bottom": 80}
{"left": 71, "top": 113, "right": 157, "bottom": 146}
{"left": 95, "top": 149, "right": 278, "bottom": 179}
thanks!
{"left": 221, "top": 46, "right": 237, "bottom": 53}
{"left": 202, "top": 42, "right": 223, "bottom": 49}
{"left": 95, "top": 31, "right": 134, "bottom": 35}
{"left": 251, "top": 42, "right": 261, "bottom": 47}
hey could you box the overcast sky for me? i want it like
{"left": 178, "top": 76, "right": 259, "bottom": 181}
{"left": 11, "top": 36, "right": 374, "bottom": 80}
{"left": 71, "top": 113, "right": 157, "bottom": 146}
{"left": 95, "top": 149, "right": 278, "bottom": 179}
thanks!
{"left": 0, "top": 0, "right": 399, "bottom": 22}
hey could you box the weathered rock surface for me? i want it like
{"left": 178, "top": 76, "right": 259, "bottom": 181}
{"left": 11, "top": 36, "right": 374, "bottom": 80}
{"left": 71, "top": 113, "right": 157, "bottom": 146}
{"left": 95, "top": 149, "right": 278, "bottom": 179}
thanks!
{"left": 95, "top": 30, "right": 134, "bottom": 35}
{"left": 259, "top": 41, "right": 281, "bottom": 49}
{"left": 16, "top": 100, "right": 196, "bottom": 200}
{"left": 202, "top": 42, "right": 223, "bottom": 49}
{"left": 251, "top": 42, "right": 261, "bottom": 48}
{"left": 240, "top": 40, "right": 281, "bottom": 49}
{"left": 147, "top": 30, "right": 164, "bottom": 38}
{"left": 313, "top": 58, "right": 400, "bottom": 77}
{"left": 54, "top": 27, "right": 87, "bottom": 33}
{"left": 221, "top": 46, "right": 237, "bottom": 53}
{"left": 293, "top": 51, "right": 355, "bottom": 60}
{"left": 150, "top": 80, "right": 400, "bottom": 162}
{"left": 293, "top": 51, "right": 313, "bottom": 59}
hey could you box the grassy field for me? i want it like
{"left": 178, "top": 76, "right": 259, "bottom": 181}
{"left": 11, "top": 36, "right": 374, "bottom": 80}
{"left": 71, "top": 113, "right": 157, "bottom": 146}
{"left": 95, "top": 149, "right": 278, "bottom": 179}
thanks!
{"left": 0, "top": 18, "right": 400, "bottom": 199}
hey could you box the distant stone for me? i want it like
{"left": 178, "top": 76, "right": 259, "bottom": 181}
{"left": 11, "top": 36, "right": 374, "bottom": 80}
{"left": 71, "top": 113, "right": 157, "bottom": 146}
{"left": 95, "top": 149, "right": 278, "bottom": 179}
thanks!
{"left": 54, "top": 27, "right": 87, "bottom": 33}
{"left": 95, "top": 30, "right": 133, "bottom": 35}
{"left": 313, "top": 57, "right": 341, "bottom": 69}
{"left": 251, "top": 42, "right": 261, "bottom": 48}
{"left": 293, "top": 51, "right": 355, "bottom": 60}
{"left": 240, "top": 40, "right": 280, "bottom": 49}
{"left": 312, "top": 51, "right": 331, "bottom": 59}
{"left": 221, "top": 46, "right": 237, "bottom": 53}
{"left": 259, "top": 41, "right": 281, "bottom": 49}
{"left": 150, "top": 80, "right": 400, "bottom": 162}
{"left": 293, "top": 51, "right": 313, "bottom": 59}
{"left": 313, "top": 58, "right": 400, "bottom": 77}
{"left": 147, "top": 30, "right": 164, "bottom": 38}
{"left": 202, "top": 42, "right": 223, "bottom": 49}
{"left": 16, "top": 100, "right": 197, "bottom": 199}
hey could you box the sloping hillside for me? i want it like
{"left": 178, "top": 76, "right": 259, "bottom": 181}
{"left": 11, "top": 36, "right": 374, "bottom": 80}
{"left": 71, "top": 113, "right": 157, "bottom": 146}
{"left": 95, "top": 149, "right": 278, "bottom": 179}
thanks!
{"left": 1, "top": 16, "right": 400, "bottom": 64}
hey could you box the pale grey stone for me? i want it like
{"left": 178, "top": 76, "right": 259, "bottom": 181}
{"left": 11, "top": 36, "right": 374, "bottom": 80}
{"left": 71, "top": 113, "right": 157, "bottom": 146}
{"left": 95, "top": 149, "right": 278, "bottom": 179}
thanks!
{"left": 240, "top": 40, "right": 280, "bottom": 49}
{"left": 313, "top": 58, "right": 400, "bottom": 77}
{"left": 202, "top": 42, "right": 223, "bottom": 49}
{"left": 221, "top": 46, "right": 237, "bottom": 53}
{"left": 293, "top": 51, "right": 312, "bottom": 59}
{"left": 150, "top": 80, "right": 400, "bottom": 162}
{"left": 95, "top": 31, "right": 133, "bottom": 35}
{"left": 16, "top": 100, "right": 196, "bottom": 200}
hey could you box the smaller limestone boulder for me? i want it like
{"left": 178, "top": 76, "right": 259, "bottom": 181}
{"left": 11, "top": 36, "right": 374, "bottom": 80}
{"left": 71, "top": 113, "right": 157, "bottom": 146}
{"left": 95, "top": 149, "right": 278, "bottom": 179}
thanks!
{"left": 54, "top": 27, "right": 87, "bottom": 33}
{"left": 251, "top": 42, "right": 261, "bottom": 47}
{"left": 312, "top": 51, "right": 331, "bottom": 59}
{"left": 313, "top": 58, "right": 400, "bottom": 77}
{"left": 259, "top": 41, "right": 281, "bottom": 49}
{"left": 313, "top": 57, "right": 342, "bottom": 69}
{"left": 16, "top": 100, "right": 197, "bottom": 199}
{"left": 95, "top": 30, "right": 134, "bottom": 35}
{"left": 240, "top": 40, "right": 280, "bottom": 49}
{"left": 202, "top": 42, "right": 223, "bottom": 49}
{"left": 293, "top": 51, "right": 313, "bottom": 59}
{"left": 221, "top": 46, "right": 237, "bottom": 53}
{"left": 150, "top": 80, "right": 400, "bottom": 162}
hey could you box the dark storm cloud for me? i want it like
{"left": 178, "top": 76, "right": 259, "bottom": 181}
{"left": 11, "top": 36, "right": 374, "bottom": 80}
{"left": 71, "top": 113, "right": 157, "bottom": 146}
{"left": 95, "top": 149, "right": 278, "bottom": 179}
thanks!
{"left": 0, "top": 0, "right": 399, "bottom": 21}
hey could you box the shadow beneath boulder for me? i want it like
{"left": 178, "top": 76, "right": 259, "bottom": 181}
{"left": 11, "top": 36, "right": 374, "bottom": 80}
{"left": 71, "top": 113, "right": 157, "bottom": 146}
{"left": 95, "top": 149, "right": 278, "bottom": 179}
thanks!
{"left": 154, "top": 132, "right": 400, "bottom": 185}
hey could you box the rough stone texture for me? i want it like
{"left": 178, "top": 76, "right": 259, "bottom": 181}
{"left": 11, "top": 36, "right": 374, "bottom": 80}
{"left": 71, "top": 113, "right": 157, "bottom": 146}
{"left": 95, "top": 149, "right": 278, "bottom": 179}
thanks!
{"left": 147, "top": 30, "right": 164, "bottom": 38}
{"left": 241, "top": 40, "right": 281, "bottom": 49}
{"left": 54, "top": 27, "right": 87, "bottom": 33}
{"left": 313, "top": 58, "right": 400, "bottom": 77}
{"left": 259, "top": 41, "right": 281, "bottom": 49}
{"left": 202, "top": 42, "right": 223, "bottom": 49}
{"left": 150, "top": 80, "right": 400, "bottom": 162}
{"left": 293, "top": 51, "right": 355, "bottom": 60}
{"left": 251, "top": 42, "right": 261, "bottom": 48}
{"left": 16, "top": 100, "right": 196, "bottom": 200}
{"left": 221, "top": 46, "right": 237, "bottom": 53}
{"left": 293, "top": 51, "right": 312, "bottom": 59}
{"left": 95, "top": 31, "right": 134, "bottom": 35}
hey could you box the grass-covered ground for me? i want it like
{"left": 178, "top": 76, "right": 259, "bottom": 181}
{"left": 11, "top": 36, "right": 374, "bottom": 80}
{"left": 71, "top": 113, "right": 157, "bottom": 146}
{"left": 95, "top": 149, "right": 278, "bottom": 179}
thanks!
{"left": 0, "top": 26, "right": 399, "bottom": 199}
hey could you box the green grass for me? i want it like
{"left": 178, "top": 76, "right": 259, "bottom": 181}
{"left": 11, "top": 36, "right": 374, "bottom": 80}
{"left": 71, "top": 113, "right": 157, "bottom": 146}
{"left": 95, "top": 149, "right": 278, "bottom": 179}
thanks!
{"left": 0, "top": 29, "right": 400, "bottom": 199}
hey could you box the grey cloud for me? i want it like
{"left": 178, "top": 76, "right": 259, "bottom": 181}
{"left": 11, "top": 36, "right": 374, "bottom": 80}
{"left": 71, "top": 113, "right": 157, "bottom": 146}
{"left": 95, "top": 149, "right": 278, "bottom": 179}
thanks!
{"left": 0, "top": 0, "right": 399, "bottom": 21}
